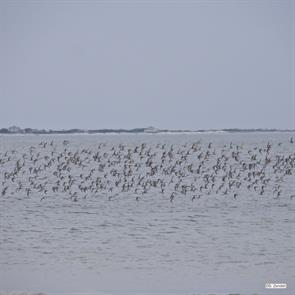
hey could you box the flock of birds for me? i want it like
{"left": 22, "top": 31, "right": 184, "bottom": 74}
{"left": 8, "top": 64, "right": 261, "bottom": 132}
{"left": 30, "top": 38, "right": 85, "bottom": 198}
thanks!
{"left": 0, "top": 137, "right": 294, "bottom": 203}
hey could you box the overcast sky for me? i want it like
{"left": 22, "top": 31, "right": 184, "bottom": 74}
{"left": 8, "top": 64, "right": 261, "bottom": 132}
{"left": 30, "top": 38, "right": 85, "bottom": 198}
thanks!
{"left": 0, "top": 0, "right": 294, "bottom": 130}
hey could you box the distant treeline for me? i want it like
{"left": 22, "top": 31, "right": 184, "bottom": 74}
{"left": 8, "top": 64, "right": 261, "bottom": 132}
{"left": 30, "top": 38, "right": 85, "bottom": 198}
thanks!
{"left": 0, "top": 127, "right": 146, "bottom": 134}
{"left": 0, "top": 126, "right": 294, "bottom": 135}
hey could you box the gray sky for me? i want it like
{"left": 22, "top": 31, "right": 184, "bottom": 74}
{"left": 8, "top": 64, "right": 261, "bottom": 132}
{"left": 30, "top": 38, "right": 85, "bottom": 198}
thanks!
{"left": 0, "top": 0, "right": 294, "bottom": 130}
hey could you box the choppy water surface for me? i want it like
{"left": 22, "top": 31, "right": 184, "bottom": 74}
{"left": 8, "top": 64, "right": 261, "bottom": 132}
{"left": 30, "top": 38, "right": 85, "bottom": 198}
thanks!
{"left": 0, "top": 133, "right": 294, "bottom": 295}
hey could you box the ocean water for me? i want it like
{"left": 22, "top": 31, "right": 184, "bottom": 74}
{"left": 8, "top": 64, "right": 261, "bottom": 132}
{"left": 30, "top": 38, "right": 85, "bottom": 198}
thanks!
{"left": 0, "top": 132, "right": 294, "bottom": 295}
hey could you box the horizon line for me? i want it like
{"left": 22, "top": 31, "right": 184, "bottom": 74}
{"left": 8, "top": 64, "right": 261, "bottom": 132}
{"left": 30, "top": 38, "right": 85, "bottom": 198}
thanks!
{"left": 1, "top": 126, "right": 295, "bottom": 134}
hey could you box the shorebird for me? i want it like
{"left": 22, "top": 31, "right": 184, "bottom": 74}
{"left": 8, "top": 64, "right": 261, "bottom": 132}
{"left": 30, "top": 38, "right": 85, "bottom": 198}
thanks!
{"left": 0, "top": 136, "right": 293, "bottom": 204}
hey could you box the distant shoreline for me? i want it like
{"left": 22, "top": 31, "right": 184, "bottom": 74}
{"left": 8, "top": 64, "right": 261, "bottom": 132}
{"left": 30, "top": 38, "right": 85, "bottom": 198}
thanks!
{"left": 0, "top": 126, "right": 295, "bottom": 135}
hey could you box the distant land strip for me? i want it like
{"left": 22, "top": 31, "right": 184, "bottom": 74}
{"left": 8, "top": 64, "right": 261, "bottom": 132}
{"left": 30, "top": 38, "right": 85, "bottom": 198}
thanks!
{"left": 0, "top": 126, "right": 294, "bottom": 135}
